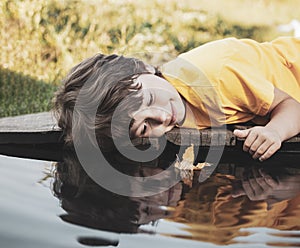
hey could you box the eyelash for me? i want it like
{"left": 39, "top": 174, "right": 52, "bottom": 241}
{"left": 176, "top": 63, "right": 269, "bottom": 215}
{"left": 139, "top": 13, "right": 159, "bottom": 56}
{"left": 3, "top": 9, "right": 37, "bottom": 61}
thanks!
{"left": 141, "top": 92, "right": 153, "bottom": 136}
{"left": 141, "top": 121, "right": 147, "bottom": 135}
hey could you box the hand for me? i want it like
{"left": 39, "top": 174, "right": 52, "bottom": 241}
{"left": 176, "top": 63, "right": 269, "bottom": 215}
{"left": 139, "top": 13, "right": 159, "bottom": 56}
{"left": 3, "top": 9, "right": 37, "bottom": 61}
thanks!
{"left": 232, "top": 167, "right": 300, "bottom": 202}
{"left": 233, "top": 126, "right": 282, "bottom": 161}
{"left": 232, "top": 168, "right": 279, "bottom": 201}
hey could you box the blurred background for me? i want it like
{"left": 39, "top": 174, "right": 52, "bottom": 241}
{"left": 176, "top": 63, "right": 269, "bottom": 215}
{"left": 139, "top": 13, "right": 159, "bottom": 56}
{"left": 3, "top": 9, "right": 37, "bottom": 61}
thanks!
{"left": 0, "top": 0, "right": 299, "bottom": 117}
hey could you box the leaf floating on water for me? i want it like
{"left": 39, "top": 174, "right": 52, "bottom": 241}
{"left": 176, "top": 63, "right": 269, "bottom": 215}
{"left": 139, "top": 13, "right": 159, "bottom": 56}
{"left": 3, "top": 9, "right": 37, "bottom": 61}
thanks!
{"left": 194, "top": 162, "right": 212, "bottom": 170}
{"left": 182, "top": 144, "right": 195, "bottom": 163}
{"left": 174, "top": 159, "right": 194, "bottom": 170}
{"left": 174, "top": 145, "right": 194, "bottom": 171}
{"left": 176, "top": 145, "right": 211, "bottom": 170}
{"left": 174, "top": 145, "right": 212, "bottom": 187}
{"left": 174, "top": 162, "right": 193, "bottom": 187}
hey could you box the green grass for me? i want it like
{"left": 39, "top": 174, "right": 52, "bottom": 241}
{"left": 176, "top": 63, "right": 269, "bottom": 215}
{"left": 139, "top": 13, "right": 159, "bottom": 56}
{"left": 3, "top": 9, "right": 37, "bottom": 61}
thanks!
{"left": 0, "top": 0, "right": 299, "bottom": 117}
{"left": 0, "top": 67, "right": 56, "bottom": 117}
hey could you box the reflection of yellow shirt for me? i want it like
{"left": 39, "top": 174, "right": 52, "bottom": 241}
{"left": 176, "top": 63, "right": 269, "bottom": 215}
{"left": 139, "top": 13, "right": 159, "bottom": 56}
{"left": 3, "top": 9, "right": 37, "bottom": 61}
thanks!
{"left": 161, "top": 37, "right": 300, "bottom": 129}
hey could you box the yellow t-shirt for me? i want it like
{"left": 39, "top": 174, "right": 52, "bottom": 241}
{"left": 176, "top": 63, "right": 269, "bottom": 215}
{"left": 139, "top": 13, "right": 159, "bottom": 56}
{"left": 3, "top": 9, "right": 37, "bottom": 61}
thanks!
{"left": 161, "top": 37, "right": 300, "bottom": 129}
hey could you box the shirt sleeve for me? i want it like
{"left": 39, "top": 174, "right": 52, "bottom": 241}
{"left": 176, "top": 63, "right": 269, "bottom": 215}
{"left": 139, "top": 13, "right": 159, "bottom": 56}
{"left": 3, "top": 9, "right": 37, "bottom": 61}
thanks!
{"left": 219, "top": 58, "right": 275, "bottom": 118}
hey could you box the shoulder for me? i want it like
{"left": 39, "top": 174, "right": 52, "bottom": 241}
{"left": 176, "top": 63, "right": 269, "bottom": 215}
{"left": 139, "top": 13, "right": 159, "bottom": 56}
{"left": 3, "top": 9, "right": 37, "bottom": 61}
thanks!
{"left": 177, "top": 38, "right": 244, "bottom": 81}
{"left": 180, "top": 38, "right": 239, "bottom": 61}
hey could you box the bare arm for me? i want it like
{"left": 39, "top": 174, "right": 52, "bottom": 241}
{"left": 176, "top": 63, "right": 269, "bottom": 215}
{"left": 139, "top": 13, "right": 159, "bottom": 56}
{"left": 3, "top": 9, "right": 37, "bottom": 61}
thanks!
{"left": 266, "top": 88, "right": 300, "bottom": 141}
{"left": 234, "top": 87, "right": 300, "bottom": 161}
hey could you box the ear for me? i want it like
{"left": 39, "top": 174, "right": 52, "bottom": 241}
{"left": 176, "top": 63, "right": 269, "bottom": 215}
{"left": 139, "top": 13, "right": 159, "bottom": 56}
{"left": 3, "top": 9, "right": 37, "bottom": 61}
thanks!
{"left": 144, "top": 64, "right": 156, "bottom": 74}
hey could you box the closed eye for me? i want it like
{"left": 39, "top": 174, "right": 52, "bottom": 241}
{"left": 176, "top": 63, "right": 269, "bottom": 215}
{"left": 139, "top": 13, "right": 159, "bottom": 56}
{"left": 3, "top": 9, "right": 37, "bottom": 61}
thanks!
{"left": 147, "top": 92, "right": 154, "bottom": 106}
{"left": 139, "top": 118, "right": 163, "bottom": 137}
{"left": 141, "top": 122, "right": 147, "bottom": 136}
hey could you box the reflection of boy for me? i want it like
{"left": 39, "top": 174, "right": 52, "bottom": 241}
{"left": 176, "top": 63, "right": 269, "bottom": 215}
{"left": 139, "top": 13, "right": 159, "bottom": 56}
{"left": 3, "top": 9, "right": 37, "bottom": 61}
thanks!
{"left": 53, "top": 151, "right": 182, "bottom": 234}
{"left": 54, "top": 37, "right": 300, "bottom": 161}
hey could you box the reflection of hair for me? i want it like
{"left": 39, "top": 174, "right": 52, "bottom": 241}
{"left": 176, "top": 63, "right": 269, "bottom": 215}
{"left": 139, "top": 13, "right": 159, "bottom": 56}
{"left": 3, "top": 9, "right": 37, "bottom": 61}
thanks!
{"left": 54, "top": 54, "right": 149, "bottom": 146}
{"left": 53, "top": 151, "right": 141, "bottom": 233}
{"left": 52, "top": 145, "right": 183, "bottom": 234}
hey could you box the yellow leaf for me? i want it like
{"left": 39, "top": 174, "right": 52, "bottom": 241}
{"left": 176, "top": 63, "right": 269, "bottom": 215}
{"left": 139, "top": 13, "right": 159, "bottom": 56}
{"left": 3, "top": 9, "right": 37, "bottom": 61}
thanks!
{"left": 193, "top": 162, "right": 212, "bottom": 170}
{"left": 182, "top": 144, "right": 194, "bottom": 163}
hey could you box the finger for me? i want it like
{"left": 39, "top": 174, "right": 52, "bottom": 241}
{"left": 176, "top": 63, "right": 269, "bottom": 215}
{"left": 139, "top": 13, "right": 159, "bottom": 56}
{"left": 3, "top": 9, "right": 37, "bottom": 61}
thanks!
{"left": 243, "top": 130, "right": 259, "bottom": 153}
{"left": 232, "top": 180, "right": 246, "bottom": 198}
{"left": 252, "top": 168, "right": 271, "bottom": 192}
{"left": 258, "top": 168, "right": 267, "bottom": 177}
{"left": 252, "top": 139, "right": 272, "bottom": 160}
{"left": 233, "top": 129, "right": 250, "bottom": 139}
{"left": 249, "top": 136, "right": 268, "bottom": 158}
{"left": 258, "top": 169, "right": 279, "bottom": 188}
{"left": 254, "top": 176, "right": 270, "bottom": 192}
{"left": 242, "top": 181, "right": 253, "bottom": 197}
{"left": 248, "top": 177, "right": 263, "bottom": 195}
{"left": 249, "top": 167, "right": 264, "bottom": 191}
{"left": 242, "top": 178, "right": 255, "bottom": 199}
{"left": 251, "top": 166, "right": 261, "bottom": 179}
{"left": 241, "top": 168, "right": 255, "bottom": 199}
{"left": 258, "top": 142, "right": 281, "bottom": 161}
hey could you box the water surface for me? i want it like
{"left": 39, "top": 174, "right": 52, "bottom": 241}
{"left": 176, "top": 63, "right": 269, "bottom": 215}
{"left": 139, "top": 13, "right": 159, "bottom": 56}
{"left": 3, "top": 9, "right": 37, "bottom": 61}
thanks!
{"left": 0, "top": 144, "right": 299, "bottom": 247}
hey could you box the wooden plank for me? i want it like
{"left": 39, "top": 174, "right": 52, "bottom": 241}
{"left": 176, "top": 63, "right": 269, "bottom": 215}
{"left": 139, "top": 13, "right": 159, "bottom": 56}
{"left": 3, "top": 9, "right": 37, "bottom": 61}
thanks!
{"left": 0, "top": 112, "right": 59, "bottom": 132}
{"left": 0, "top": 112, "right": 300, "bottom": 147}
{"left": 0, "top": 112, "right": 62, "bottom": 144}
{"left": 0, "top": 143, "right": 63, "bottom": 162}
{"left": 0, "top": 131, "right": 62, "bottom": 145}
{"left": 165, "top": 128, "right": 236, "bottom": 146}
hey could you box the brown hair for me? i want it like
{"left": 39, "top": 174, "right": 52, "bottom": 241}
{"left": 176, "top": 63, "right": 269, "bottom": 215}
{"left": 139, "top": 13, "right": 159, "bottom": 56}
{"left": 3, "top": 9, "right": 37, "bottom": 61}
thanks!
{"left": 54, "top": 53, "right": 150, "bottom": 147}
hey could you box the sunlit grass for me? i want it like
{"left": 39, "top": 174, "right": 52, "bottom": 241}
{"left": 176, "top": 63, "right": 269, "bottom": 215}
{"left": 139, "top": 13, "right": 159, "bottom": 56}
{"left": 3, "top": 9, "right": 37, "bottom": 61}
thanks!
{"left": 187, "top": 0, "right": 300, "bottom": 25}
{"left": 0, "top": 67, "right": 56, "bottom": 117}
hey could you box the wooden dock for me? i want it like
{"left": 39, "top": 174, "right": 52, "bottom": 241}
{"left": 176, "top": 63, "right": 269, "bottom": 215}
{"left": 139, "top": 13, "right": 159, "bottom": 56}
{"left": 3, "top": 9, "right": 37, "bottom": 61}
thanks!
{"left": 0, "top": 112, "right": 61, "bottom": 144}
{"left": 0, "top": 112, "right": 63, "bottom": 161}
{"left": 0, "top": 112, "right": 300, "bottom": 161}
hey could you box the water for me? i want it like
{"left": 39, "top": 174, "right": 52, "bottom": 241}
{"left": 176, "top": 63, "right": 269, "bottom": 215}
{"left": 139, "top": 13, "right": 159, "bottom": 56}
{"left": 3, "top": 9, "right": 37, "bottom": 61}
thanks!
{"left": 0, "top": 143, "right": 300, "bottom": 248}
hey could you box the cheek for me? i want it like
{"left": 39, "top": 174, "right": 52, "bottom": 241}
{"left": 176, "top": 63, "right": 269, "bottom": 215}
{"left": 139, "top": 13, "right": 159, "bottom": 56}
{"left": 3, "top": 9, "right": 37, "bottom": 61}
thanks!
{"left": 166, "top": 125, "right": 175, "bottom": 132}
{"left": 150, "top": 128, "right": 162, "bottom": 137}
{"left": 133, "top": 107, "right": 151, "bottom": 120}
{"left": 154, "top": 92, "right": 172, "bottom": 106}
{"left": 151, "top": 126, "right": 169, "bottom": 137}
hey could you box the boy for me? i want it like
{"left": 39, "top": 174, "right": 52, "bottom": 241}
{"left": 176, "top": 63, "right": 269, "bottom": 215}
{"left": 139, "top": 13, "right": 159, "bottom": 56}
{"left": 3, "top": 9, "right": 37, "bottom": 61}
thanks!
{"left": 54, "top": 37, "right": 300, "bottom": 161}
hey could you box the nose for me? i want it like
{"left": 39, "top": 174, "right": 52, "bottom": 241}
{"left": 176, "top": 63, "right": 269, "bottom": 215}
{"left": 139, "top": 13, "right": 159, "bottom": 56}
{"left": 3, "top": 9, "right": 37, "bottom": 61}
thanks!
{"left": 151, "top": 111, "right": 171, "bottom": 126}
{"left": 147, "top": 112, "right": 173, "bottom": 137}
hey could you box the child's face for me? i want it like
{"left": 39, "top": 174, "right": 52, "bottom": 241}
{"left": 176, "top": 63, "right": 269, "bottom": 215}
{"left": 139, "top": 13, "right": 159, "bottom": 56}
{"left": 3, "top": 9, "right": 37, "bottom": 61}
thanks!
{"left": 130, "top": 74, "right": 186, "bottom": 138}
